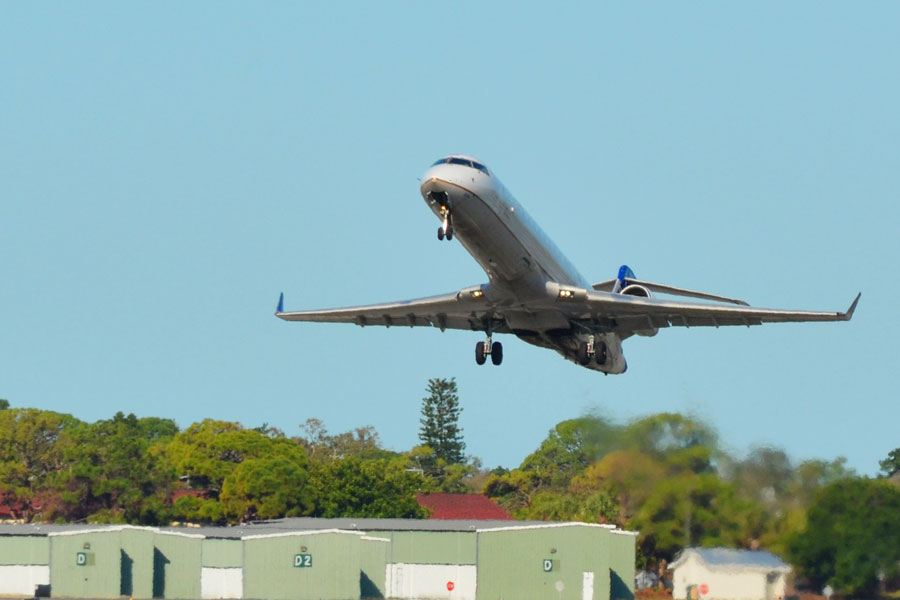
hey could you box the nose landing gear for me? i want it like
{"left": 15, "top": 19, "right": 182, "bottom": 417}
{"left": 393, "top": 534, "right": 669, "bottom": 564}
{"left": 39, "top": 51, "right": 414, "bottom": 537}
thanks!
{"left": 437, "top": 205, "right": 454, "bottom": 241}
{"left": 475, "top": 333, "right": 503, "bottom": 366}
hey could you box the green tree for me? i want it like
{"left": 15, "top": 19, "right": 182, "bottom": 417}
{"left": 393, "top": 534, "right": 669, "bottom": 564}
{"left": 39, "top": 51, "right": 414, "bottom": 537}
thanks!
{"left": 165, "top": 419, "right": 316, "bottom": 524}
{"left": 298, "top": 418, "right": 384, "bottom": 463}
{"left": 621, "top": 413, "right": 718, "bottom": 472}
{"left": 788, "top": 478, "right": 900, "bottom": 595}
{"left": 484, "top": 415, "right": 622, "bottom": 512}
{"left": 520, "top": 490, "right": 619, "bottom": 524}
{"left": 570, "top": 449, "right": 668, "bottom": 523}
{"left": 408, "top": 445, "right": 478, "bottom": 493}
{"left": 721, "top": 447, "right": 794, "bottom": 512}
{"left": 0, "top": 399, "right": 9, "bottom": 410}
{"left": 57, "top": 412, "right": 178, "bottom": 524}
{"left": 418, "top": 378, "right": 465, "bottom": 465}
{"left": 165, "top": 419, "right": 274, "bottom": 492}
{"left": 0, "top": 408, "right": 81, "bottom": 521}
{"left": 311, "top": 454, "right": 429, "bottom": 518}
{"left": 879, "top": 448, "right": 900, "bottom": 478}
{"left": 631, "top": 473, "right": 762, "bottom": 564}
{"left": 221, "top": 452, "right": 315, "bottom": 522}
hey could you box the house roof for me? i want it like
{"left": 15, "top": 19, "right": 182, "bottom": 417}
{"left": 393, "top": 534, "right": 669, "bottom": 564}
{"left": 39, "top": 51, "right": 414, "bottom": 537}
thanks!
{"left": 416, "top": 493, "right": 513, "bottom": 520}
{"left": 671, "top": 547, "right": 791, "bottom": 572}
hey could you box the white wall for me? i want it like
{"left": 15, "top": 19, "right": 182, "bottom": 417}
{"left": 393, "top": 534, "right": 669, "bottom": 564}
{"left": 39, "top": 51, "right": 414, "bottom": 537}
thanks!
{"left": 673, "top": 554, "right": 770, "bottom": 600}
{"left": 0, "top": 565, "right": 50, "bottom": 596}
{"left": 201, "top": 567, "right": 243, "bottom": 599}
{"left": 385, "top": 563, "right": 476, "bottom": 600}
{"left": 767, "top": 573, "right": 788, "bottom": 600}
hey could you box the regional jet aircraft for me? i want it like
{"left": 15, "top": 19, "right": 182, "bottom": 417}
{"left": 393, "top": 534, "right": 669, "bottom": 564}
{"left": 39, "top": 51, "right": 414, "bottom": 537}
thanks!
{"left": 277, "top": 155, "right": 859, "bottom": 374}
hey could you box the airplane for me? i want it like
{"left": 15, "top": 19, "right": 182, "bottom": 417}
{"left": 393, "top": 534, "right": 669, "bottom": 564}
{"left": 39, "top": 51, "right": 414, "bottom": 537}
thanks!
{"left": 276, "top": 155, "right": 859, "bottom": 374}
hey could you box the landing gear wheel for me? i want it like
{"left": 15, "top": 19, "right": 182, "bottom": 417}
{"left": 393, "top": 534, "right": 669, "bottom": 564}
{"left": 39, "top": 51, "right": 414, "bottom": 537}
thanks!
{"left": 491, "top": 342, "right": 503, "bottom": 365}
{"left": 594, "top": 341, "right": 608, "bottom": 366}
{"left": 437, "top": 227, "right": 445, "bottom": 241}
{"left": 446, "top": 226, "right": 453, "bottom": 241}
{"left": 475, "top": 341, "right": 487, "bottom": 365}
{"left": 577, "top": 342, "right": 591, "bottom": 366}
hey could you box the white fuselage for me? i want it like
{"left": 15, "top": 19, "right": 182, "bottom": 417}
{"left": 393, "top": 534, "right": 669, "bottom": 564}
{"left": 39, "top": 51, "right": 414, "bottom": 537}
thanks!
{"left": 420, "top": 162, "right": 589, "bottom": 291}
{"left": 419, "top": 158, "right": 627, "bottom": 373}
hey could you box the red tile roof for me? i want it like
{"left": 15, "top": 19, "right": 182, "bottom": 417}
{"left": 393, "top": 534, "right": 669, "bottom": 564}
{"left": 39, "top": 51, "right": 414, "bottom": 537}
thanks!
{"left": 416, "top": 493, "right": 513, "bottom": 520}
{"left": 172, "top": 489, "right": 214, "bottom": 502}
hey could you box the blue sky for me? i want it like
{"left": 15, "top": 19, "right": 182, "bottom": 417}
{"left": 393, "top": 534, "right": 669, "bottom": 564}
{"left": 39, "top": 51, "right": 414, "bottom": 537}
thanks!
{"left": 1, "top": 3, "right": 897, "bottom": 475}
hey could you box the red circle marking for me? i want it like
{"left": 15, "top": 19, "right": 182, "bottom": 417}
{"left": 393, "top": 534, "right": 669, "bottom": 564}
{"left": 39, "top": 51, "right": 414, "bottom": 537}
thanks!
{"left": 447, "top": 581, "right": 455, "bottom": 591}
{"left": 699, "top": 584, "right": 709, "bottom": 595}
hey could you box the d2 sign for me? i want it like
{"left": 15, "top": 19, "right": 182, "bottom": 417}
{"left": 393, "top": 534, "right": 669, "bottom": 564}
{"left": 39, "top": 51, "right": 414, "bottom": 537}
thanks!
{"left": 294, "top": 553, "right": 312, "bottom": 568}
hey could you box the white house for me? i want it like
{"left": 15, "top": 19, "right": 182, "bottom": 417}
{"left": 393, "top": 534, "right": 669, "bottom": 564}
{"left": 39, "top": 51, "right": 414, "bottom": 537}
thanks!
{"left": 670, "top": 548, "right": 792, "bottom": 600}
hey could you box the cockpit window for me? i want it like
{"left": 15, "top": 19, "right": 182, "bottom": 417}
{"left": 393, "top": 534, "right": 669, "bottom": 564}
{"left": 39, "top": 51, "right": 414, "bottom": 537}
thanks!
{"left": 430, "top": 157, "right": 491, "bottom": 176}
{"left": 471, "top": 161, "right": 490, "bottom": 176}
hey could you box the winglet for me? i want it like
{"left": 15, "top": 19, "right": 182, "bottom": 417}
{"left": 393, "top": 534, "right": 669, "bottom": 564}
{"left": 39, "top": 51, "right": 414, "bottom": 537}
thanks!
{"left": 842, "top": 292, "right": 861, "bottom": 321}
{"left": 276, "top": 292, "right": 284, "bottom": 314}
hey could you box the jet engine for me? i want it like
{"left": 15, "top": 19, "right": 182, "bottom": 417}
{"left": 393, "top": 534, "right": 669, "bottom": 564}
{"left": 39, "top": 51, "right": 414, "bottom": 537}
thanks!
{"left": 619, "top": 284, "right": 658, "bottom": 337}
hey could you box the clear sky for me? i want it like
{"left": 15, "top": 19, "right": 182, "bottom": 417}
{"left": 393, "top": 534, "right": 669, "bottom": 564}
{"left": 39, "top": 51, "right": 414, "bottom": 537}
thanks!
{"left": 1, "top": 3, "right": 897, "bottom": 475}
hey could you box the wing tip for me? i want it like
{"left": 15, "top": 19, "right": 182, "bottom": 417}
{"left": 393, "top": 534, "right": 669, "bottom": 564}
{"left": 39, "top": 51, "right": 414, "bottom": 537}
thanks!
{"left": 842, "top": 292, "right": 861, "bottom": 321}
{"left": 276, "top": 292, "right": 284, "bottom": 315}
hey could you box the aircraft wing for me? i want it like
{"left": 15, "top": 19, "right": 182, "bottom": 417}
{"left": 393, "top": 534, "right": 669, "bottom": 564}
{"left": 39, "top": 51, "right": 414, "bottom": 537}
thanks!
{"left": 275, "top": 287, "right": 507, "bottom": 333}
{"left": 576, "top": 291, "right": 860, "bottom": 333}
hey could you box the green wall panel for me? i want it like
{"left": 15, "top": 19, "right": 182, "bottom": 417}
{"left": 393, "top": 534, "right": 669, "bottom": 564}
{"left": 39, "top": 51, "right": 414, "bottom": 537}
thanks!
{"left": 0, "top": 535, "right": 48, "bottom": 565}
{"left": 243, "top": 533, "right": 360, "bottom": 600}
{"left": 153, "top": 534, "right": 202, "bottom": 599}
{"left": 50, "top": 531, "right": 122, "bottom": 598}
{"left": 201, "top": 538, "right": 242, "bottom": 568}
{"left": 476, "top": 526, "right": 611, "bottom": 600}
{"left": 360, "top": 538, "right": 389, "bottom": 600}
{"left": 120, "top": 528, "right": 155, "bottom": 599}
{"left": 607, "top": 533, "right": 636, "bottom": 600}
{"left": 369, "top": 531, "right": 477, "bottom": 565}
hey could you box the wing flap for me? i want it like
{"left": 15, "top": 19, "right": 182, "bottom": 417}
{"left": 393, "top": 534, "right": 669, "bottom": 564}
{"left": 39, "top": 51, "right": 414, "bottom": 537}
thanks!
{"left": 578, "top": 291, "right": 859, "bottom": 334}
{"left": 275, "top": 287, "right": 508, "bottom": 333}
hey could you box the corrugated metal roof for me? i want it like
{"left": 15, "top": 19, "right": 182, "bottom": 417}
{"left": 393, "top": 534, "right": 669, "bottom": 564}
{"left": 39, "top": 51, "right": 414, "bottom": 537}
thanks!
{"left": 672, "top": 547, "right": 790, "bottom": 571}
{"left": 0, "top": 523, "right": 112, "bottom": 536}
{"left": 0, "top": 517, "right": 631, "bottom": 538}
{"left": 243, "top": 517, "right": 544, "bottom": 532}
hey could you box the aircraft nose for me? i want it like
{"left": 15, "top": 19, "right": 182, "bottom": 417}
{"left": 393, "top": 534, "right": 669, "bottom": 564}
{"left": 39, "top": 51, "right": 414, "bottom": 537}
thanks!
{"left": 420, "top": 177, "right": 451, "bottom": 206}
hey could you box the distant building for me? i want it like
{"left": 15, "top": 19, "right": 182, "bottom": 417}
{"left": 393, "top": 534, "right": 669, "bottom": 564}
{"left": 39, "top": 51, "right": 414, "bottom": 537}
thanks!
{"left": 670, "top": 547, "right": 791, "bottom": 600}
{"left": 0, "top": 491, "right": 42, "bottom": 523}
{"left": 635, "top": 568, "right": 660, "bottom": 589}
{"left": 416, "top": 493, "right": 513, "bottom": 520}
{"left": 0, "top": 517, "right": 636, "bottom": 600}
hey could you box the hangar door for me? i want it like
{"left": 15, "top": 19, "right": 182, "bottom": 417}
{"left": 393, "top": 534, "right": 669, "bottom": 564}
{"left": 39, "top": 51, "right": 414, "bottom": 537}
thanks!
{"left": 386, "top": 563, "right": 476, "bottom": 600}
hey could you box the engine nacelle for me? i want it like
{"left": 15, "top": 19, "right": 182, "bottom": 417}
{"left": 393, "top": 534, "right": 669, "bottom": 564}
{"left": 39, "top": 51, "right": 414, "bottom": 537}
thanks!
{"left": 619, "top": 284, "right": 659, "bottom": 337}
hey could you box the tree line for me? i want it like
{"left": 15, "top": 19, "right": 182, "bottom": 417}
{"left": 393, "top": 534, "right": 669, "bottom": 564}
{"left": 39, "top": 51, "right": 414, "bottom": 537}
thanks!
{"left": 1, "top": 386, "right": 898, "bottom": 596}
{"left": 482, "top": 412, "right": 900, "bottom": 596}
{"left": 0, "top": 380, "right": 473, "bottom": 525}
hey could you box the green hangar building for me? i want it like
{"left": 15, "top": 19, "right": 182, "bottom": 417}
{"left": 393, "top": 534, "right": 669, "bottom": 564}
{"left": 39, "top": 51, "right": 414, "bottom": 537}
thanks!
{"left": 0, "top": 519, "right": 636, "bottom": 600}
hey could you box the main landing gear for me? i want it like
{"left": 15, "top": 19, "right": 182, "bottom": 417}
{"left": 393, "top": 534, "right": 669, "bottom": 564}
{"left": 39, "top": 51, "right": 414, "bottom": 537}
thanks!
{"left": 577, "top": 335, "right": 608, "bottom": 366}
{"left": 475, "top": 334, "right": 503, "bottom": 366}
{"left": 436, "top": 204, "right": 454, "bottom": 241}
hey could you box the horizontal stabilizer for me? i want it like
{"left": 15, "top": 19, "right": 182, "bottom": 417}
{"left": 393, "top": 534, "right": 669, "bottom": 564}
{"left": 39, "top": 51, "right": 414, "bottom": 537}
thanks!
{"left": 592, "top": 277, "right": 749, "bottom": 306}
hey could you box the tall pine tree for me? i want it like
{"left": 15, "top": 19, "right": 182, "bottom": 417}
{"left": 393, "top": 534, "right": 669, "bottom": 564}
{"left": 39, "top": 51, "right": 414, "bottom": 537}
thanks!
{"left": 418, "top": 378, "right": 465, "bottom": 465}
